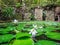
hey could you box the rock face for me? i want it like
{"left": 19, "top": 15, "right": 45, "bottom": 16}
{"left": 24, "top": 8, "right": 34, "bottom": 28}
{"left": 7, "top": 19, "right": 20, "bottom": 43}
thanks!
{"left": 55, "top": 7, "right": 60, "bottom": 22}
{"left": 46, "top": 10, "right": 54, "bottom": 21}
{"left": 14, "top": 6, "right": 60, "bottom": 22}
{"left": 24, "top": 13, "right": 31, "bottom": 21}
{"left": 34, "top": 8, "right": 43, "bottom": 21}
{"left": 34, "top": 8, "right": 55, "bottom": 21}
{"left": 55, "top": 7, "right": 60, "bottom": 15}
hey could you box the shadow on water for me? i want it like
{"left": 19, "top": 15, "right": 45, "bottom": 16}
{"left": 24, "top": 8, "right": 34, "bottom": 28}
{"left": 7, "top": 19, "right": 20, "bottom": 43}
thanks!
{"left": 9, "top": 37, "right": 16, "bottom": 44}
{"left": 8, "top": 30, "right": 16, "bottom": 35}
{"left": 52, "top": 30, "right": 60, "bottom": 33}
{"left": 21, "top": 30, "right": 29, "bottom": 33}
{"left": 0, "top": 42, "right": 8, "bottom": 45}
{"left": 36, "top": 34, "right": 60, "bottom": 43}
{"left": 17, "top": 36, "right": 30, "bottom": 40}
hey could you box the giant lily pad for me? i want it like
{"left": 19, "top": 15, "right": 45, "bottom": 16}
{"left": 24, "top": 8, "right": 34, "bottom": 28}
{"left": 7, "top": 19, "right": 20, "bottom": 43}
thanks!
{"left": 0, "top": 34, "right": 15, "bottom": 43}
{"left": 35, "top": 40, "right": 57, "bottom": 45}
{"left": 12, "top": 38, "right": 33, "bottom": 45}
{"left": 45, "top": 32, "right": 60, "bottom": 40}
{"left": 16, "top": 32, "right": 31, "bottom": 39}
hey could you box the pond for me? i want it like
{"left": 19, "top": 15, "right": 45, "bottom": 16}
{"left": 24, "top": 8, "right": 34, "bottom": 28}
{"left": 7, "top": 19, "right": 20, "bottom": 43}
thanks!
{"left": 0, "top": 21, "right": 60, "bottom": 45}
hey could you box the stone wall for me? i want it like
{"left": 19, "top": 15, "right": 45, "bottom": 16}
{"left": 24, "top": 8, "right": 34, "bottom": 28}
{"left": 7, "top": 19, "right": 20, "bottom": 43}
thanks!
{"left": 14, "top": 6, "right": 59, "bottom": 21}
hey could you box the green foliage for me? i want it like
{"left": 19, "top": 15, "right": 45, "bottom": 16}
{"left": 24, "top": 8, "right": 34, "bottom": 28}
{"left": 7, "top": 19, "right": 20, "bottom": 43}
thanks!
{"left": 55, "top": 0, "right": 60, "bottom": 5}
{"left": 25, "top": 0, "right": 60, "bottom": 8}
{"left": 2, "top": 7, "right": 14, "bottom": 20}
{"left": 15, "top": 3, "right": 21, "bottom": 8}
{"left": 39, "top": 0, "right": 47, "bottom": 6}
{"left": 30, "top": 14, "right": 35, "bottom": 20}
{"left": 2, "top": 0, "right": 15, "bottom": 5}
{"left": 0, "top": 0, "right": 60, "bottom": 9}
